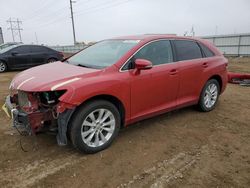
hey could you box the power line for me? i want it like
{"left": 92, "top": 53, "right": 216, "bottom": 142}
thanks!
{"left": 22, "top": 0, "right": 134, "bottom": 35}
{"left": 75, "top": 0, "right": 133, "bottom": 16}
{"left": 22, "top": 0, "right": 57, "bottom": 21}
{"left": 7, "top": 18, "right": 23, "bottom": 42}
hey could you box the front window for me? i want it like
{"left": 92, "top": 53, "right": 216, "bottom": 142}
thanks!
{"left": 0, "top": 44, "right": 20, "bottom": 54}
{"left": 67, "top": 39, "right": 140, "bottom": 69}
{"left": 122, "top": 40, "right": 173, "bottom": 70}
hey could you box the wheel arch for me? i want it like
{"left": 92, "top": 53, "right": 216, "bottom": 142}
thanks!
{"left": 71, "top": 94, "right": 126, "bottom": 128}
{"left": 0, "top": 58, "right": 8, "bottom": 64}
{"left": 0, "top": 59, "right": 8, "bottom": 71}
{"left": 207, "top": 74, "right": 222, "bottom": 93}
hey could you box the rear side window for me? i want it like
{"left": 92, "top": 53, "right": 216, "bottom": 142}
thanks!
{"left": 174, "top": 40, "right": 202, "bottom": 61}
{"left": 31, "top": 46, "right": 48, "bottom": 53}
{"left": 134, "top": 40, "right": 173, "bottom": 66}
{"left": 199, "top": 43, "right": 215, "bottom": 57}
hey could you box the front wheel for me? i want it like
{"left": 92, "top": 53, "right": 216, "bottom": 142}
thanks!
{"left": 198, "top": 79, "right": 220, "bottom": 112}
{"left": 0, "top": 61, "right": 7, "bottom": 73}
{"left": 69, "top": 100, "right": 121, "bottom": 153}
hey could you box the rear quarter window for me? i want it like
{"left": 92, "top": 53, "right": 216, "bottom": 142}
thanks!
{"left": 31, "top": 46, "right": 49, "bottom": 53}
{"left": 199, "top": 43, "right": 215, "bottom": 57}
{"left": 174, "top": 40, "right": 202, "bottom": 61}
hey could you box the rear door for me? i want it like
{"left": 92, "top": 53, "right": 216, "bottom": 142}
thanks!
{"left": 7, "top": 46, "right": 32, "bottom": 69}
{"left": 30, "top": 45, "right": 49, "bottom": 66}
{"left": 124, "top": 40, "right": 179, "bottom": 121}
{"left": 173, "top": 40, "right": 205, "bottom": 107}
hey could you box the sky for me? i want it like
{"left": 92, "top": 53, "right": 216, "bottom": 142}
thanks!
{"left": 0, "top": 0, "right": 250, "bottom": 46}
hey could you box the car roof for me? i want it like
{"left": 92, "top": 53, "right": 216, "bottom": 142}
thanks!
{"left": 112, "top": 34, "right": 202, "bottom": 41}
{"left": 112, "top": 34, "right": 221, "bottom": 55}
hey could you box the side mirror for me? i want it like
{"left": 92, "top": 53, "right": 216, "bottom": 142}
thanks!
{"left": 135, "top": 59, "right": 152, "bottom": 70}
{"left": 11, "top": 51, "right": 18, "bottom": 56}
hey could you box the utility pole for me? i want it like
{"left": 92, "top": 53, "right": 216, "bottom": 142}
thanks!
{"left": 7, "top": 18, "right": 23, "bottom": 42}
{"left": 17, "top": 18, "right": 22, "bottom": 42}
{"left": 191, "top": 26, "right": 195, "bottom": 37}
{"left": 35, "top": 32, "right": 39, "bottom": 44}
{"left": 7, "top": 18, "right": 15, "bottom": 42}
{"left": 70, "top": 0, "right": 77, "bottom": 45}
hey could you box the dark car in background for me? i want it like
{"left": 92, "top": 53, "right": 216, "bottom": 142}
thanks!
{"left": 0, "top": 44, "right": 64, "bottom": 72}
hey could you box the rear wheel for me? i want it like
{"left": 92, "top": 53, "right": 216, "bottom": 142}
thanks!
{"left": 69, "top": 100, "right": 121, "bottom": 153}
{"left": 47, "top": 58, "right": 57, "bottom": 63}
{"left": 198, "top": 79, "right": 220, "bottom": 112}
{"left": 0, "top": 61, "right": 7, "bottom": 73}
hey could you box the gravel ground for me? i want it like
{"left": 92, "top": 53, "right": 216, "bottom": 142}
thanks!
{"left": 0, "top": 57, "right": 249, "bottom": 188}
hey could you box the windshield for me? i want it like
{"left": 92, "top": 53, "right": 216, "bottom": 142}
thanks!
{"left": 0, "top": 44, "right": 20, "bottom": 54}
{"left": 67, "top": 39, "right": 140, "bottom": 69}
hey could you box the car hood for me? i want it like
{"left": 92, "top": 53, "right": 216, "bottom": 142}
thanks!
{"left": 10, "top": 61, "right": 102, "bottom": 92}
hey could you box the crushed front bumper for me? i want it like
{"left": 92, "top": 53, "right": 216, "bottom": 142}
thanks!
{"left": 2, "top": 95, "right": 32, "bottom": 134}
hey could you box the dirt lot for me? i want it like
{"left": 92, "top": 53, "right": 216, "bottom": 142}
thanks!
{"left": 0, "top": 58, "right": 250, "bottom": 188}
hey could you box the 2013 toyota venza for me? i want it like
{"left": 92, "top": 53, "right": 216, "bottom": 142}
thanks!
{"left": 3, "top": 35, "right": 228, "bottom": 153}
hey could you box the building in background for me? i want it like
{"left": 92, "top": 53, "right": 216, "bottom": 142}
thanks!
{"left": 0, "top": 27, "right": 4, "bottom": 44}
{"left": 202, "top": 33, "right": 250, "bottom": 57}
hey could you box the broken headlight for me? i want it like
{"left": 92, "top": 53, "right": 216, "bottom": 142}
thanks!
{"left": 40, "top": 90, "right": 66, "bottom": 105}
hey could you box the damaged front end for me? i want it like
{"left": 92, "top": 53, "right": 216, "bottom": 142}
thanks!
{"left": 3, "top": 90, "right": 76, "bottom": 145}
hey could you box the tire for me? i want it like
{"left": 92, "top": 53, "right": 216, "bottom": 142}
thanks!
{"left": 198, "top": 79, "right": 220, "bottom": 112}
{"left": 69, "top": 100, "right": 121, "bottom": 153}
{"left": 0, "top": 61, "right": 7, "bottom": 73}
{"left": 47, "top": 58, "right": 57, "bottom": 63}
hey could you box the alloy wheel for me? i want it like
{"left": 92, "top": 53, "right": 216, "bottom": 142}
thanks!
{"left": 81, "top": 108, "right": 116, "bottom": 148}
{"left": 0, "top": 62, "right": 6, "bottom": 72}
{"left": 204, "top": 83, "right": 218, "bottom": 108}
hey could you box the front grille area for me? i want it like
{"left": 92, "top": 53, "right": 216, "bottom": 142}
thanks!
{"left": 17, "top": 91, "right": 30, "bottom": 108}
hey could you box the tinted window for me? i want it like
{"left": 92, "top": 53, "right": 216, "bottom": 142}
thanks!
{"left": 0, "top": 44, "right": 20, "bottom": 53}
{"left": 135, "top": 40, "right": 173, "bottom": 65}
{"left": 174, "top": 40, "right": 202, "bottom": 61}
{"left": 199, "top": 43, "right": 215, "bottom": 57}
{"left": 31, "top": 46, "right": 48, "bottom": 53}
{"left": 13, "top": 46, "right": 31, "bottom": 54}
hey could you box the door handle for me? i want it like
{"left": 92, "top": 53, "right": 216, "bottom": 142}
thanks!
{"left": 170, "top": 69, "right": 178, "bottom": 75}
{"left": 202, "top": 62, "right": 208, "bottom": 68}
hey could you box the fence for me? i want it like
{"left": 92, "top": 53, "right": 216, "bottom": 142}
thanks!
{"left": 50, "top": 44, "right": 87, "bottom": 53}
{"left": 50, "top": 33, "right": 250, "bottom": 56}
{"left": 202, "top": 33, "right": 250, "bottom": 56}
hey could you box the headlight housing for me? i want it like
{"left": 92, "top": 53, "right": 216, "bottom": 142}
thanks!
{"left": 39, "top": 90, "right": 66, "bottom": 105}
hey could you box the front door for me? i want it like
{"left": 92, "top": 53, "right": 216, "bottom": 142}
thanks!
{"left": 125, "top": 40, "right": 179, "bottom": 121}
{"left": 8, "top": 46, "right": 32, "bottom": 69}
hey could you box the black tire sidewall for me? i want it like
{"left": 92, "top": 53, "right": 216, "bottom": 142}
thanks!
{"left": 69, "top": 100, "right": 121, "bottom": 153}
{"left": 199, "top": 79, "right": 220, "bottom": 112}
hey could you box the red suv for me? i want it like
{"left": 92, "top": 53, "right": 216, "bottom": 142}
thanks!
{"left": 3, "top": 35, "right": 228, "bottom": 153}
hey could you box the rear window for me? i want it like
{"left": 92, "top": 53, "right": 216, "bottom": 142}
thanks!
{"left": 174, "top": 40, "right": 202, "bottom": 61}
{"left": 199, "top": 43, "right": 215, "bottom": 57}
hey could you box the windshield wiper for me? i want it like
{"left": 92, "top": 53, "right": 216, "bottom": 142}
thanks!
{"left": 77, "top": 64, "right": 92, "bottom": 68}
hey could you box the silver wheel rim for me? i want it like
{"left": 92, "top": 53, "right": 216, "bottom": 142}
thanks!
{"left": 81, "top": 108, "right": 116, "bottom": 148}
{"left": 0, "top": 62, "right": 6, "bottom": 72}
{"left": 204, "top": 83, "right": 218, "bottom": 108}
